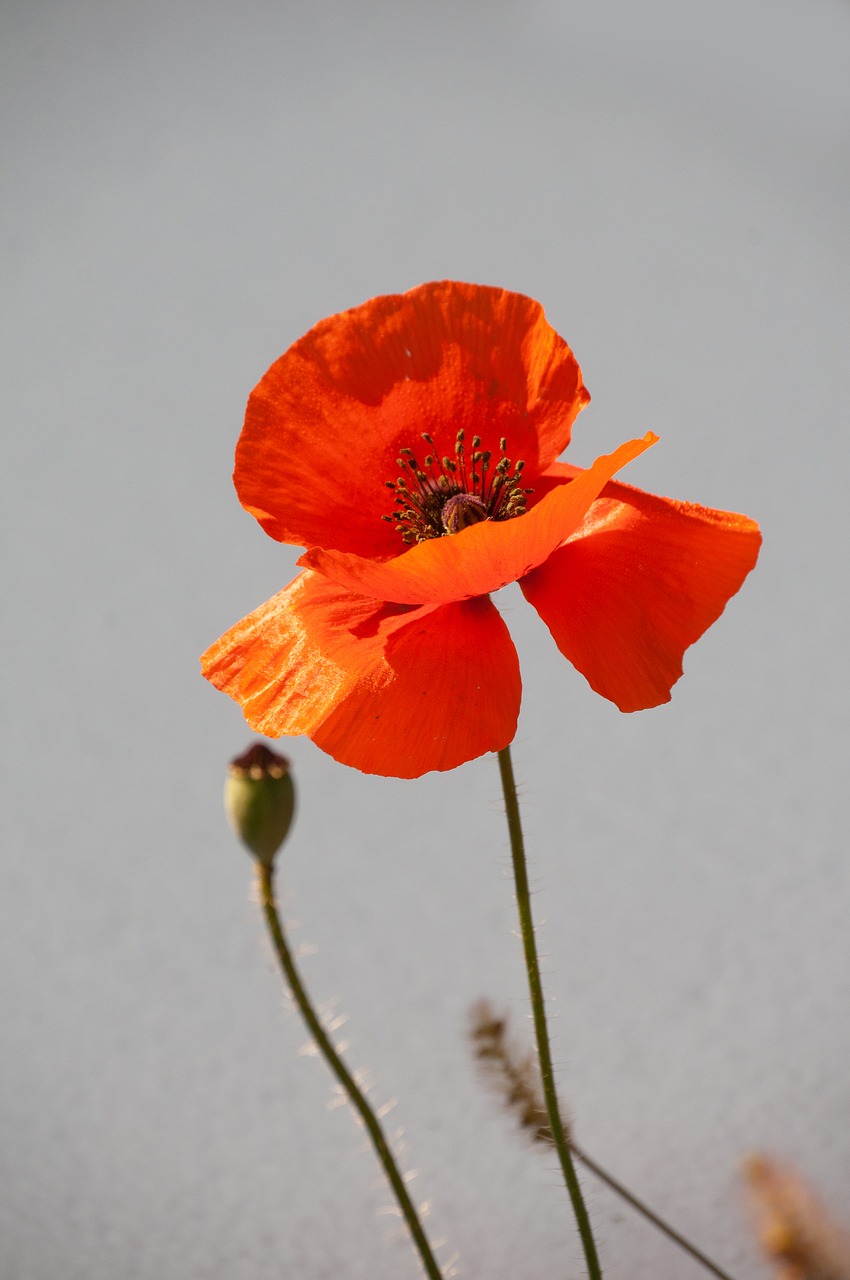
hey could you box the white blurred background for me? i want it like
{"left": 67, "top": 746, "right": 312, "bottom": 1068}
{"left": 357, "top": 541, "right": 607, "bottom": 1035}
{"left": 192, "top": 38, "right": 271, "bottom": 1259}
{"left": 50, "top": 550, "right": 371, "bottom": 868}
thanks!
{"left": 2, "top": 1, "right": 848, "bottom": 1276}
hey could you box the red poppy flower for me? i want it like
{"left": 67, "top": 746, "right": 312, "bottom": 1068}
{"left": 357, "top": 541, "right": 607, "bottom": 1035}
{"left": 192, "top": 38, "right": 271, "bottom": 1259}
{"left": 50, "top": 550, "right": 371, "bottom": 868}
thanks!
{"left": 202, "top": 281, "right": 761, "bottom": 778}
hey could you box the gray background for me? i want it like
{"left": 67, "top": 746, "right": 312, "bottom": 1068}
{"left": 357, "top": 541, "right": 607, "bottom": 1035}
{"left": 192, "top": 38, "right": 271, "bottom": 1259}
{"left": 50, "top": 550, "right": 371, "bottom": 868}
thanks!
{"left": 2, "top": 1, "right": 849, "bottom": 1277}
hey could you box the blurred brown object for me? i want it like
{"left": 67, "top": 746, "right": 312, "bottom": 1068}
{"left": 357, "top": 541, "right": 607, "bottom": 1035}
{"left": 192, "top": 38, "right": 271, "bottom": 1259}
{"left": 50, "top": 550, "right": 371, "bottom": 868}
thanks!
{"left": 469, "top": 998, "right": 556, "bottom": 1144}
{"left": 745, "top": 1155, "right": 850, "bottom": 1280}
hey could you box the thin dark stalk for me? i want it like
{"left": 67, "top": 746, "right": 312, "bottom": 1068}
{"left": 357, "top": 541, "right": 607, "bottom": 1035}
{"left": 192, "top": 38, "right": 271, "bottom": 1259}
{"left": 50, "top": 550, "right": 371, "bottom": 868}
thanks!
{"left": 497, "top": 745, "right": 603, "bottom": 1280}
{"left": 570, "top": 1143, "right": 740, "bottom": 1280}
{"left": 257, "top": 863, "right": 443, "bottom": 1280}
{"left": 470, "top": 998, "right": 740, "bottom": 1280}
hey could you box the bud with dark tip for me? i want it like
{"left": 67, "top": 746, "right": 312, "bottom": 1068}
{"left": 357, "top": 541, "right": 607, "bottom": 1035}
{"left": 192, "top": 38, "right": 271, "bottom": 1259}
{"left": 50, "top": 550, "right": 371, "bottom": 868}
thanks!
{"left": 225, "top": 744, "right": 295, "bottom": 868}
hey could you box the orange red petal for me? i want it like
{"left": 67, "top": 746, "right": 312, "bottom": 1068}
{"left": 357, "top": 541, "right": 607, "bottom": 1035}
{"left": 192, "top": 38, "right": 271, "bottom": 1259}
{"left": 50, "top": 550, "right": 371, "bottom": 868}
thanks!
{"left": 234, "top": 281, "right": 589, "bottom": 559}
{"left": 300, "top": 434, "right": 658, "bottom": 605}
{"left": 520, "top": 469, "right": 762, "bottom": 711}
{"left": 200, "top": 570, "right": 520, "bottom": 777}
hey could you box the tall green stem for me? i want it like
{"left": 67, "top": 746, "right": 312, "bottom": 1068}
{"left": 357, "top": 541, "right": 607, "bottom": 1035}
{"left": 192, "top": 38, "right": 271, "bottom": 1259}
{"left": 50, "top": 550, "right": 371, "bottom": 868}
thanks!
{"left": 257, "top": 862, "right": 443, "bottom": 1280}
{"left": 497, "top": 745, "right": 603, "bottom": 1280}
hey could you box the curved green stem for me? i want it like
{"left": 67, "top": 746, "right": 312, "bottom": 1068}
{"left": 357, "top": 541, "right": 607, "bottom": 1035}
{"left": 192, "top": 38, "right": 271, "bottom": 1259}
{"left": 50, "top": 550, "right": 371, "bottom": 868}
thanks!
{"left": 497, "top": 745, "right": 603, "bottom": 1280}
{"left": 257, "top": 862, "right": 443, "bottom": 1280}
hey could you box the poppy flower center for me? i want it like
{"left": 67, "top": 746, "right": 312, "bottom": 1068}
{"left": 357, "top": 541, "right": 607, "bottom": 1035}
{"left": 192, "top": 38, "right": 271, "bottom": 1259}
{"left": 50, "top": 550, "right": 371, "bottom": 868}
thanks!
{"left": 383, "top": 429, "right": 533, "bottom": 545}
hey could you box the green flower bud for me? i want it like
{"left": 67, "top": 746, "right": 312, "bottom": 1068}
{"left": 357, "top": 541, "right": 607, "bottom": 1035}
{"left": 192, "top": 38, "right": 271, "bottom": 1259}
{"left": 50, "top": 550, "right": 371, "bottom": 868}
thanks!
{"left": 225, "top": 744, "right": 295, "bottom": 868}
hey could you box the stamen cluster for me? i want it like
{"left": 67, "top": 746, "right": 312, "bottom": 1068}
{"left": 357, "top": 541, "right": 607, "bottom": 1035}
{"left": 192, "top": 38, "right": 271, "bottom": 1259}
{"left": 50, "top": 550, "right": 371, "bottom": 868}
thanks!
{"left": 383, "top": 429, "right": 533, "bottom": 545}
